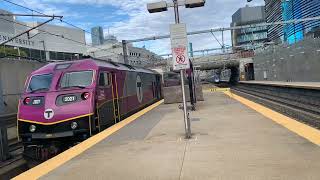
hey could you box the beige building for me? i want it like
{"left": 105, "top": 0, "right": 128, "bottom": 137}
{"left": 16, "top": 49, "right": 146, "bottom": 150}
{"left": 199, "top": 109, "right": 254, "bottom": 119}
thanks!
{"left": 87, "top": 35, "right": 163, "bottom": 67}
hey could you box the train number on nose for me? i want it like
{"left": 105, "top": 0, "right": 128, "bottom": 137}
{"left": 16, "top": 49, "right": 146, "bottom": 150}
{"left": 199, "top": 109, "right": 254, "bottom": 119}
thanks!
{"left": 62, "top": 95, "right": 77, "bottom": 103}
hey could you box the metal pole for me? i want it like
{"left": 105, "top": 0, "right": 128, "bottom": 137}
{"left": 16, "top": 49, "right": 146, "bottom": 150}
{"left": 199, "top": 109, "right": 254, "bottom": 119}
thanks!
{"left": 122, "top": 40, "right": 129, "bottom": 64}
{"left": 173, "top": 0, "right": 191, "bottom": 138}
{"left": 222, "top": 30, "right": 225, "bottom": 53}
{"left": 16, "top": 47, "right": 21, "bottom": 60}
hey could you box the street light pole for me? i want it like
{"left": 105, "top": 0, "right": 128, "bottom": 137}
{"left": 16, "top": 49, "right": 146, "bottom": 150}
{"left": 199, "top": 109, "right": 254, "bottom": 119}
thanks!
{"left": 173, "top": 0, "right": 191, "bottom": 138}
{"left": 147, "top": 0, "right": 205, "bottom": 139}
{"left": 173, "top": 0, "right": 180, "bottom": 23}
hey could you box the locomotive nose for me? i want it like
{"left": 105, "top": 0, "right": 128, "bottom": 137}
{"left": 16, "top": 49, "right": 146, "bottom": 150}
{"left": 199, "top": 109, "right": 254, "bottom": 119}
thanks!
{"left": 18, "top": 90, "right": 94, "bottom": 141}
{"left": 18, "top": 91, "right": 94, "bottom": 125}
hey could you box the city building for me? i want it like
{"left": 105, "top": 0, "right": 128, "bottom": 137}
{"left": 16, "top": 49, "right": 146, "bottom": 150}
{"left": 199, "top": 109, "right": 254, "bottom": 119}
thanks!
{"left": 91, "top": 26, "right": 104, "bottom": 46}
{"left": 230, "top": 5, "right": 268, "bottom": 50}
{"left": 265, "top": 0, "right": 320, "bottom": 44}
{"left": 87, "top": 35, "right": 163, "bottom": 67}
{"left": 0, "top": 9, "right": 86, "bottom": 61}
{"left": 264, "top": 0, "right": 283, "bottom": 44}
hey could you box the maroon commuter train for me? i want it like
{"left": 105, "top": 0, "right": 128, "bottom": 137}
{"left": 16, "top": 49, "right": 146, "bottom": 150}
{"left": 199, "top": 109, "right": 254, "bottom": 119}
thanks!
{"left": 17, "top": 58, "right": 162, "bottom": 160}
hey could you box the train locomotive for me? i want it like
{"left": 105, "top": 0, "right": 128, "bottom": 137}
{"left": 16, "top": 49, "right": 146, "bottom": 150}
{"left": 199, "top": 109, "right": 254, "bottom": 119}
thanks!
{"left": 17, "top": 58, "right": 162, "bottom": 161}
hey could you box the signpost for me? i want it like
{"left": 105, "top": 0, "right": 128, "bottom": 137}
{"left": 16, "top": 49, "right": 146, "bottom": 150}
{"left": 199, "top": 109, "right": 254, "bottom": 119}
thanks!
{"left": 170, "top": 22, "right": 191, "bottom": 138}
{"left": 170, "top": 23, "right": 190, "bottom": 71}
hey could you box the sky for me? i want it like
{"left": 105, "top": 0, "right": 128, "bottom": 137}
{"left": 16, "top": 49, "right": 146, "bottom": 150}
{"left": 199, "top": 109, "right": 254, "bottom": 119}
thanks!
{"left": 0, "top": 0, "right": 265, "bottom": 55}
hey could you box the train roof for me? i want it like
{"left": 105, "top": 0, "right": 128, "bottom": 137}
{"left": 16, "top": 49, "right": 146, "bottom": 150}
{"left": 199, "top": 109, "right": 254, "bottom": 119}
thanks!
{"left": 31, "top": 58, "right": 159, "bottom": 75}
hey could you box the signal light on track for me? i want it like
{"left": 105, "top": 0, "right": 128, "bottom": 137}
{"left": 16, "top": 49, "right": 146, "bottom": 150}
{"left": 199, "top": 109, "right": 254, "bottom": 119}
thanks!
{"left": 24, "top": 97, "right": 31, "bottom": 105}
{"left": 81, "top": 92, "right": 90, "bottom": 100}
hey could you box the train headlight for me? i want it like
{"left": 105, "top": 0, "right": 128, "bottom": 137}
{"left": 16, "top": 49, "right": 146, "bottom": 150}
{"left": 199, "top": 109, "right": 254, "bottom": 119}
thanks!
{"left": 71, "top": 122, "right": 78, "bottom": 130}
{"left": 24, "top": 97, "right": 31, "bottom": 105}
{"left": 81, "top": 92, "right": 90, "bottom": 100}
{"left": 29, "top": 125, "right": 36, "bottom": 132}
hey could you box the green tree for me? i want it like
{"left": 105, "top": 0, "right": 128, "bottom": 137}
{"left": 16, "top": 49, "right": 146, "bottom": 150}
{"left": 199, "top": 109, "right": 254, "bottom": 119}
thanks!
{"left": 0, "top": 46, "right": 28, "bottom": 58}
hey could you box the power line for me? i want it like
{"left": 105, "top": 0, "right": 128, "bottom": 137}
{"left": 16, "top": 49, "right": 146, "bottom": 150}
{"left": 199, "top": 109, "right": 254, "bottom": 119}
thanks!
{"left": 1, "top": 0, "right": 125, "bottom": 57}
{"left": 0, "top": 17, "right": 54, "bottom": 45}
{"left": 0, "top": 13, "right": 63, "bottom": 18}
{"left": 2, "top": 0, "right": 105, "bottom": 43}
{"left": 0, "top": 16, "right": 120, "bottom": 56}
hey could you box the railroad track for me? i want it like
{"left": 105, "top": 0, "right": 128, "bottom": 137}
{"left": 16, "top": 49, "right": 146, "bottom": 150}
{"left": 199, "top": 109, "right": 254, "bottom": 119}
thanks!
{"left": 232, "top": 83, "right": 320, "bottom": 129}
{"left": 0, "top": 113, "right": 22, "bottom": 152}
{"left": 0, "top": 113, "right": 26, "bottom": 179}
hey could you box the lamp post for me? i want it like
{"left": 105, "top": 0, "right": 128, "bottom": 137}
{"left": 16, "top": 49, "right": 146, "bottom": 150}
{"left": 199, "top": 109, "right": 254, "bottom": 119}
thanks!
{"left": 147, "top": 0, "right": 205, "bottom": 139}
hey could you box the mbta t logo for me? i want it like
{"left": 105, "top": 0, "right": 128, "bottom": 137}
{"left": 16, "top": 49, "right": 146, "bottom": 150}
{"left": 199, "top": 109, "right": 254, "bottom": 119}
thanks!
{"left": 136, "top": 75, "right": 143, "bottom": 103}
{"left": 44, "top": 109, "right": 54, "bottom": 120}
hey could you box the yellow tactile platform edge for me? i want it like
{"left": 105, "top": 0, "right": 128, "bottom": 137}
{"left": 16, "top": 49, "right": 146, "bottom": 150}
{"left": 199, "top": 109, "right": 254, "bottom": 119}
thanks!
{"left": 224, "top": 91, "right": 320, "bottom": 146}
{"left": 13, "top": 100, "right": 164, "bottom": 180}
{"left": 203, "top": 88, "right": 230, "bottom": 93}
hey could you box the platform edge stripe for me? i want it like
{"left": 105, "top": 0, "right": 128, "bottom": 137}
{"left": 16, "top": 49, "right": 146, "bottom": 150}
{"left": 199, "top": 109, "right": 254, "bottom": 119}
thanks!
{"left": 12, "top": 99, "right": 164, "bottom": 180}
{"left": 224, "top": 91, "right": 320, "bottom": 146}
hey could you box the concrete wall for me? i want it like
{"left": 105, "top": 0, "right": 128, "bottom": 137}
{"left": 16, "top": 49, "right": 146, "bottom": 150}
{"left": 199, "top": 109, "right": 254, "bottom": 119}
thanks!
{"left": 163, "top": 85, "right": 204, "bottom": 104}
{"left": 0, "top": 79, "right": 4, "bottom": 114}
{"left": 0, "top": 58, "right": 46, "bottom": 114}
{"left": 254, "top": 37, "right": 320, "bottom": 82}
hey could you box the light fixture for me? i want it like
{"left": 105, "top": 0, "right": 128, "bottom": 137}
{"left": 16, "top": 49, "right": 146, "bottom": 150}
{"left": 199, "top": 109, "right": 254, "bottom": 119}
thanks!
{"left": 24, "top": 97, "right": 31, "bottom": 105}
{"left": 71, "top": 122, "right": 78, "bottom": 130}
{"left": 29, "top": 125, "right": 36, "bottom": 132}
{"left": 81, "top": 92, "right": 90, "bottom": 100}
{"left": 185, "top": 0, "right": 205, "bottom": 8}
{"left": 147, "top": 1, "right": 168, "bottom": 13}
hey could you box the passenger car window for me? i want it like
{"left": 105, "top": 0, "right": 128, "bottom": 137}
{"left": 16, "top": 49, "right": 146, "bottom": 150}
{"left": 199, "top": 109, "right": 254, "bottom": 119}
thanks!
{"left": 99, "top": 72, "right": 110, "bottom": 87}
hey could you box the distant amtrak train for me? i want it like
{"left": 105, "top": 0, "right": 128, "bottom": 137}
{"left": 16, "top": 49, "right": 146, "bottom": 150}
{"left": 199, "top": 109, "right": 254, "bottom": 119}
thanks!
{"left": 18, "top": 58, "right": 162, "bottom": 160}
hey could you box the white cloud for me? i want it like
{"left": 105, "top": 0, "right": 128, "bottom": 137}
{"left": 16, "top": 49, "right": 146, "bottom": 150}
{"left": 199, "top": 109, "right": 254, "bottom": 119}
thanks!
{"left": 103, "top": 0, "right": 265, "bottom": 54}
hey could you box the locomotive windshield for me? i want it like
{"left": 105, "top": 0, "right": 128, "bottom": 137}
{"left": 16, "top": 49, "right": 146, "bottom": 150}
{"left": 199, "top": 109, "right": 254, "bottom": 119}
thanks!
{"left": 27, "top": 74, "right": 53, "bottom": 93}
{"left": 60, "top": 70, "right": 93, "bottom": 88}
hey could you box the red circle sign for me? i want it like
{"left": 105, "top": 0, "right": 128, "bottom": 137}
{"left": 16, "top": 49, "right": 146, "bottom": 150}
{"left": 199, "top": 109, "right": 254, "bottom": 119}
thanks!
{"left": 176, "top": 55, "right": 185, "bottom": 64}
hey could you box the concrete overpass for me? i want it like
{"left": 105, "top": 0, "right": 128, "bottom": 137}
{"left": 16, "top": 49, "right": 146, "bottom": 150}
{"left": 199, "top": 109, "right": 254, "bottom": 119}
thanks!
{"left": 150, "top": 53, "right": 253, "bottom": 71}
{"left": 191, "top": 54, "right": 253, "bottom": 71}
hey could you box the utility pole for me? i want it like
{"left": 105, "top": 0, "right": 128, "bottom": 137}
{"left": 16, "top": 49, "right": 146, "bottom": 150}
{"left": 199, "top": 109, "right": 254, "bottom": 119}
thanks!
{"left": 122, "top": 40, "right": 129, "bottom": 64}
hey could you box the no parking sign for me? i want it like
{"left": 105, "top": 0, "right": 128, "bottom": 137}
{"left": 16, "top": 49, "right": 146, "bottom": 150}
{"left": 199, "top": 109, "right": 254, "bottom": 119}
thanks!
{"left": 170, "top": 23, "right": 190, "bottom": 71}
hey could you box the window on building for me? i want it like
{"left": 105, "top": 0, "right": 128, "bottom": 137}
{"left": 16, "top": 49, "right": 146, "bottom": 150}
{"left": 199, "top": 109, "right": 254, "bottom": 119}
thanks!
{"left": 57, "top": 52, "right": 64, "bottom": 60}
{"left": 30, "top": 49, "right": 41, "bottom": 60}
{"left": 50, "top": 51, "right": 57, "bottom": 60}
{"left": 64, "top": 53, "right": 72, "bottom": 61}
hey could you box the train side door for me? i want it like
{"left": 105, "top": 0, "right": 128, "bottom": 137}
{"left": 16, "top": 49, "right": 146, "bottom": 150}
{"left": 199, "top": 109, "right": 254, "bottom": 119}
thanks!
{"left": 111, "top": 72, "right": 121, "bottom": 123}
{"left": 96, "top": 71, "right": 114, "bottom": 130}
{"left": 156, "top": 75, "right": 161, "bottom": 99}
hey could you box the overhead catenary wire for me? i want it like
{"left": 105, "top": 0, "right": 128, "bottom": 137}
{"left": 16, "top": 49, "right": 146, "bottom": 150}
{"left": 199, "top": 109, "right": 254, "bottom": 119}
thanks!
{"left": 2, "top": 0, "right": 108, "bottom": 46}
{"left": 0, "top": 16, "right": 120, "bottom": 56}
{"left": 1, "top": 0, "right": 128, "bottom": 57}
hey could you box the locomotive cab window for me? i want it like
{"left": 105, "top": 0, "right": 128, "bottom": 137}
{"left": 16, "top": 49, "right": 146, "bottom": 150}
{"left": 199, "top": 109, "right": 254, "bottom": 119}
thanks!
{"left": 99, "top": 72, "right": 111, "bottom": 87}
{"left": 27, "top": 74, "right": 53, "bottom": 92}
{"left": 60, "top": 70, "right": 93, "bottom": 88}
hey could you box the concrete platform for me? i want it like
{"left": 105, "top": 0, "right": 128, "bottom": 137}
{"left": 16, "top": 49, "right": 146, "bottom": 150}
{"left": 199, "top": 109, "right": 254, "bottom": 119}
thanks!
{"left": 241, "top": 81, "right": 320, "bottom": 90}
{"left": 19, "top": 92, "right": 320, "bottom": 179}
